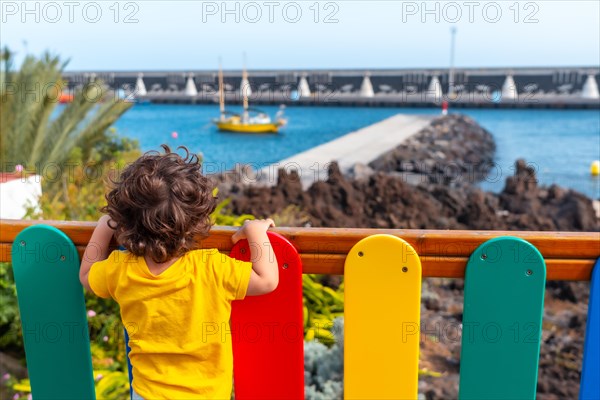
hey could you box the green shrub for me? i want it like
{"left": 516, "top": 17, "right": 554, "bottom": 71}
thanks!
{"left": 303, "top": 275, "right": 344, "bottom": 346}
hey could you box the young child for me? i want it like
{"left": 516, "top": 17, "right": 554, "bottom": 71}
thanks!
{"left": 79, "top": 145, "right": 279, "bottom": 399}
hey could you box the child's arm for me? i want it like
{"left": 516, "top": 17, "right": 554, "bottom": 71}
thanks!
{"left": 231, "top": 219, "right": 279, "bottom": 296}
{"left": 79, "top": 215, "right": 115, "bottom": 292}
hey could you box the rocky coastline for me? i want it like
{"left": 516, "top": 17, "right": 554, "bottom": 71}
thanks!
{"left": 214, "top": 114, "right": 598, "bottom": 232}
{"left": 212, "top": 114, "right": 599, "bottom": 399}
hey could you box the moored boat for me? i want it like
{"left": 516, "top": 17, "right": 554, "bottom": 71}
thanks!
{"left": 213, "top": 59, "right": 286, "bottom": 134}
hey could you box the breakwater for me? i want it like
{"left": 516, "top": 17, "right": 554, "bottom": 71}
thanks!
{"left": 64, "top": 66, "right": 600, "bottom": 109}
{"left": 258, "top": 114, "right": 434, "bottom": 188}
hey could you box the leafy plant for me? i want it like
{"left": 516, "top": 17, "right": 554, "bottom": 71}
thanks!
{"left": 0, "top": 263, "right": 22, "bottom": 353}
{"left": 94, "top": 370, "right": 130, "bottom": 399}
{"left": 212, "top": 197, "right": 254, "bottom": 226}
{"left": 0, "top": 50, "right": 132, "bottom": 172}
{"left": 26, "top": 129, "right": 141, "bottom": 221}
{"left": 303, "top": 275, "right": 344, "bottom": 346}
{"left": 0, "top": 49, "right": 134, "bottom": 223}
{"left": 271, "top": 205, "right": 311, "bottom": 227}
{"left": 304, "top": 317, "right": 344, "bottom": 399}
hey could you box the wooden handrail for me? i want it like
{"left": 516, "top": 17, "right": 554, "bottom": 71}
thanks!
{"left": 1, "top": 219, "right": 599, "bottom": 280}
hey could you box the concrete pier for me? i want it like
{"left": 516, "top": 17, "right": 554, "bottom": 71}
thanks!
{"left": 259, "top": 114, "right": 434, "bottom": 188}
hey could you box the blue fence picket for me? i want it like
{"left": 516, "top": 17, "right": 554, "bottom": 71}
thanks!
{"left": 580, "top": 258, "right": 600, "bottom": 399}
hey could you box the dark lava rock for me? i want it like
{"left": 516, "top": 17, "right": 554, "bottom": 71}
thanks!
{"left": 499, "top": 159, "right": 599, "bottom": 231}
{"left": 219, "top": 159, "right": 599, "bottom": 233}
{"left": 369, "top": 114, "right": 496, "bottom": 187}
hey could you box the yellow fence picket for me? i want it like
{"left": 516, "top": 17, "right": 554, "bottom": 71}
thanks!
{"left": 344, "top": 234, "right": 422, "bottom": 399}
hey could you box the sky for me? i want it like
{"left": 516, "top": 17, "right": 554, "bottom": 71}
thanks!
{"left": 1, "top": 0, "right": 599, "bottom": 70}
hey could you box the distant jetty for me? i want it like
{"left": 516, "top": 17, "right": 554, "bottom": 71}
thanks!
{"left": 63, "top": 66, "right": 600, "bottom": 109}
{"left": 257, "top": 114, "right": 434, "bottom": 188}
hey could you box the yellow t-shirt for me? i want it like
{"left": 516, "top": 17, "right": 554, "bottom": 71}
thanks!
{"left": 88, "top": 249, "right": 252, "bottom": 399}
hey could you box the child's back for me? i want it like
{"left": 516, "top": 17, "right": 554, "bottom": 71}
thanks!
{"left": 79, "top": 146, "right": 278, "bottom": 399}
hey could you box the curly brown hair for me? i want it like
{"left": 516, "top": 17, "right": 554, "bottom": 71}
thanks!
{"left": 103, "top": 145, "right": 217, "bottom": 263}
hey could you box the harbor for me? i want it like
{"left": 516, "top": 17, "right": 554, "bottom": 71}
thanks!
{"left": 63, "top": 66, "right": 600, "bottom": 109}
{"left": 133, "top": 92, "right": 600, "bottom": 109}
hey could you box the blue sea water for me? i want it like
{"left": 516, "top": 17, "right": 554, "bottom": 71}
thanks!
{"left": 113, "top": 105, "right": 600, "bottom": 199}
{"left": 469, "top": 109, "right": 600, "bottom": 199}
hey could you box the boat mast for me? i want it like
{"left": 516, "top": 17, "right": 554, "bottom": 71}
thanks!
{"left": 218, "top": 58, "right": 225, "bottom": 121}
{"left": 448, "top": 27, "right": 457, "bottom": 98}
{"left": 242, "top": 53, "right": 249, "bottom": 122}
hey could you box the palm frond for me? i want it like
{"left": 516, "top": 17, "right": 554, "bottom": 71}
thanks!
{"left": 0, "top": 50, "right": 132, "bottom": 172}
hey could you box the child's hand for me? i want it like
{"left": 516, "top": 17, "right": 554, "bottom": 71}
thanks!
{"left": 231, "top": 219, "right": 275, "bottom": 244}
{"left": 232, "top": 219, "right": 279, "bottom": 296}
{"left": 79, "top": 214, "right": 116, "bottom": 293}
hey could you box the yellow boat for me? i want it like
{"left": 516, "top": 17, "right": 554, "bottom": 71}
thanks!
{"left": 213, "top": 58, "right": 286, "bottom": 134}
{"left": 215, "top": 118, "right": 283, "bottom": 133}
{"left": 214, "top": 109, "right": 286, "bottom": 133}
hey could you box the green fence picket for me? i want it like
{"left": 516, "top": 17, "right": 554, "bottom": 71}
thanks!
{"left": 459, "top": 237, "right": 546, "bottom": 400}
{"left": 12, "top": 225, "right": 95, "bottom": 400}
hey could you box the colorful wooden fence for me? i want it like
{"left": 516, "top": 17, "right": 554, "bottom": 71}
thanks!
{"left": 2, "top": 219, "right": 599, "bottom": 400}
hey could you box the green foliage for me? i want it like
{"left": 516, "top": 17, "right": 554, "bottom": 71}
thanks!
{"left": 26, "top": 129, "right": 141, "bottom": 221}
{"left": 303, "top": 275, "right": 344, "bottom": 346}
{"left": 270, "top": 205, "right": 310, "bottom": 227}
{"left": 2, "top": 375, "right": 30, "bottom": 400}
{"left": 94, "top": 370, "right": 130, "bottom": 400}
{"left": 0, "top": 50, "right": 133, "bottom": 172}
{"left": 1, "top": 49, "right": 135, "bottom": 222}
{"left": 0, "top": 263, "right": 22, "bottom": 353}
{"left": 212, "top": 197, "right": 254, "bottom": 226}
{"left": 3, "top": 368, "right": 131, "bottom": 400}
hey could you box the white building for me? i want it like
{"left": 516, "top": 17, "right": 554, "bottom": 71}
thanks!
{"left": 0, "top": 173, "right": 42, "bottom": 219}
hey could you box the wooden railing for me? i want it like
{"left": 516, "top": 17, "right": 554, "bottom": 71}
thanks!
{"left": 2, "top": 219, "right": 599, "bottom": 280}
